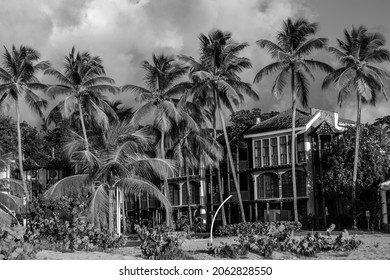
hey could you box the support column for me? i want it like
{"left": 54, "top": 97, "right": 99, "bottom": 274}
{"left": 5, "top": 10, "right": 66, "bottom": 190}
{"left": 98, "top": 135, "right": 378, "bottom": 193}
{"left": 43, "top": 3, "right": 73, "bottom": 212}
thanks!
{"left": 381, "top": 189, "right": 388, "bottom": 224}
{"left": 199, "top": 164, "right": 207, "bottom": 224}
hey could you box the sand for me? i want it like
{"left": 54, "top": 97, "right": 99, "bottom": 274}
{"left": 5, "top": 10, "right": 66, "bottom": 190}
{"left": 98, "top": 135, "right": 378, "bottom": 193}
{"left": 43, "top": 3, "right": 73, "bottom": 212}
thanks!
{"left": 35, "top": 233, "right": 390, "bottom": 260}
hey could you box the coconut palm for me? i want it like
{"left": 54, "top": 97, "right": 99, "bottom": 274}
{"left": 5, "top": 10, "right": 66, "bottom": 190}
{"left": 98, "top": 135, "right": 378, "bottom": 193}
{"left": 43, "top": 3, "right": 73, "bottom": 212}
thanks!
{"left": 254, "top": 18, "right": 333, "bottom": 221}
{"left": 44, "top": 47, "right": 119, "bottom": 152}
{"left": 121, "top": 54, "right": 190, "bottom": 201}
{"left": 166, "top": 97, "right": 222, "bottom": 227}
{"left": 0, "top": 45, "right": 49, "bottom": 199}
{"left": 322, "top": 26, "right": 390, "bottom": 228}
{"left": 0, "top": 151, "right": 30, "bottom": 226}
{"left": 180, "top": 30, "right": 258, "bottom": 223}
{"left": 44, "top": 121, "right": 174, "bottom": 232}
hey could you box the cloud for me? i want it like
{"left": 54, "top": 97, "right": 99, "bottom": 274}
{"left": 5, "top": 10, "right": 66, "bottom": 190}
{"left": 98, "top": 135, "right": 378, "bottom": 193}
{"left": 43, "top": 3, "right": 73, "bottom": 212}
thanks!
{"left": 1, "top": 0, "right": 387, "bottom": 126}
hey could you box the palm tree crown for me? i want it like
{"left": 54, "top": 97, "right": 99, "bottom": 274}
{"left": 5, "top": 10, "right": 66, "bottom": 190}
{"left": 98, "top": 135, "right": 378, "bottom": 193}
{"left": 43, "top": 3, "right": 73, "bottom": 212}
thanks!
{"left": 322, "top": 25, "right": 390, "bottom": 229}
{"left": 254, "top": 18, "right": 333, "bottom": 222}
{"left": 45, "top": 47, "right": 119, "bottom": 150}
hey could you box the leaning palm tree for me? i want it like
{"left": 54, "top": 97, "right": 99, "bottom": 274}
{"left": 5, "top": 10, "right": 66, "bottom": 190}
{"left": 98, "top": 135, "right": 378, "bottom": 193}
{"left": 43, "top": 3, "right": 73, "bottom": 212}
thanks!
{"left": 0, "top": 45, "right": 49, "bottom": 199}
{"left": 180, "top": 30, "right": 258, "bottom": 223}
{"left": 44, "top": 47, "right": 119, "bottom": 152}
{"left": 121, "top": 54, "right": 190, "bottom": 201}
{"left": 254, "top": 18, "right": 333, "bottom": 221}
{"left": 44, "top": 121, "right": 174, "bottom": 232}
{"left": 322, "top": 26, "right": 390, "bottom": 228}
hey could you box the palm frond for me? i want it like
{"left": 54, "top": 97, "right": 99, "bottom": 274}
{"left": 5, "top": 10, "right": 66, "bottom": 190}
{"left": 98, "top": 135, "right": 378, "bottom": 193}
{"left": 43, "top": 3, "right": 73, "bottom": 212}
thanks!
{"left": 44, "top": 174, "right": 90, "bottom": 199}
{"left": 115, "top": 177, "right": 172, "bottom": 215}
{"left": 253, "top": 62, "right": 287, "bottom": 83}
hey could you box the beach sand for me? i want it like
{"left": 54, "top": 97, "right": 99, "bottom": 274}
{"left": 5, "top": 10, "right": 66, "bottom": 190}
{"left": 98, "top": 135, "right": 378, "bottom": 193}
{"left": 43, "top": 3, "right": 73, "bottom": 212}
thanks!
{"left": 34, "top": 232, "right": 390, "bottom": 260}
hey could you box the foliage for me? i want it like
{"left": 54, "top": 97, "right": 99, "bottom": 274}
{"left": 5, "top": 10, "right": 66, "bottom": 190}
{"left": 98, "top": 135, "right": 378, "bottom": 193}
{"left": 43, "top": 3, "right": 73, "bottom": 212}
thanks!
{"left": 214, "top": 221, "right": 302, "bottom": 237}
{"left": 25, "top": 195, "right": 126, "bottom": 251}
{"left": 211, "top": 222, "right": 362, "bottom": 258}
{"left": 208, "top": 242, "right": 247, "bottom": 259}
{"left": 229, "top": 109, "right": 279, "bottom": 145}
{"left": 0, "top": 225, "right": 36, "bottom": 260}
{"left": 322, "top": 125, "right": 390, "bottom": 200}
{"left": 136, "top": 224, "right": 191, "bottom": 260}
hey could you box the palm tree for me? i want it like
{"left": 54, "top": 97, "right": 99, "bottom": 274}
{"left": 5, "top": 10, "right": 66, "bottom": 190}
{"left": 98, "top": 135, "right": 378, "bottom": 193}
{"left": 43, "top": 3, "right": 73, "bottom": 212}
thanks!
{"left": 44, "top": 121, "right": 174, "bottom": 232}
{"left": 181, "top": 30, "right": 258, "bottom": 223}
{"left": 322, "top": 26, "right": 390, "bottom": 228}
{"left": 0, "top": 151, "right": 30, "bottom": 226}
{"left": 44, "top": 47, "right": 119, "bottom": 152}
{"left": 121, "top": 54, "right": 190, "bottom": 201}
{"left": 166, "top": 97, "right": 222, "bottom": 227}
{"left": 0, "top": 45, "right": 49, "bottom": 201}
{"left": 254, "top": 18, "right": 333, "bottom": 221}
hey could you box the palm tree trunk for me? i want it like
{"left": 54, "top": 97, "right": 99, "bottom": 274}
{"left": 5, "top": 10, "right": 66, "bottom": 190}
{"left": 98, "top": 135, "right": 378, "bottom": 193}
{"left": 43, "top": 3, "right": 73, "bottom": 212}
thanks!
{"left": 217, "top": 98, "right": 246, "bottom": 223}
{"left": 78, "top": 102, "right": 89, "bottom": 151}
{"left": 121, "top": 192, "right": 126, "bottom": 234}
{"left": 108, "top": 188, "right": 114, "bottom": 235}
{"left": 352, "top": 93, "right": 362, "bottom": 230}
{"left": 291, "top": 72, "right": 299, "bottom": 222}
{"left": 15, "top": 101, "right": 28, "bottom": 225}
{"left": 212, "top": 92, "right": 227, "bottom": 225}
{"left": 160, "top": 130, "right": 171, "bottom": 227}
{"left": 185, "top": 164, "right": 193, "bottom": 228}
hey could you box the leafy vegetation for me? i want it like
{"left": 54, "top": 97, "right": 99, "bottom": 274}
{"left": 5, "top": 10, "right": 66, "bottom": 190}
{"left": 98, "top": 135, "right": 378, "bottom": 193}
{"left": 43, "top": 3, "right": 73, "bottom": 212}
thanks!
{"left": 210, "top": 222, "right": 362, "bottom": 259}
{"left": 136, "top": 224, "right": 192, "bottom": 260}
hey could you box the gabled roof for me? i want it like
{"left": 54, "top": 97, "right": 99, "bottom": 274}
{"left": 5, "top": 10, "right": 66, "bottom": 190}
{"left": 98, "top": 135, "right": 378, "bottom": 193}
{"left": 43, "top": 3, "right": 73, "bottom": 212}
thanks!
{"left": 245, "top": 108, "right": 312, "bottom": 136}
{"left": 309, "top": 120, "right": 341, "bottom": 136}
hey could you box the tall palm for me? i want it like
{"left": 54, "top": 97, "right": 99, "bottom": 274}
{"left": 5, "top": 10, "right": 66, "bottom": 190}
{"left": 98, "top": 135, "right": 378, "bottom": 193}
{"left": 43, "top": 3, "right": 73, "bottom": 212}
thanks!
{"left": 166, "top": 97, "right": 222, "bottom": 227}
{"left": 44, "top": 47, "right": 119, "bottom": 152}
{"left": 121, "top": 54, "right": 189, "bottom": 201}
{"left": 44, "top": 121, "right": 174, "bottom": 231}
{"left": 0, "top": 45, "right": 49, "bottom": 199}
{"left": 254, "top": 18, "right": 333, "bottom": 221}
{"left": 181, "top": 30, "right": 258, "bottom": 223}
{"left": 322, "top": 26, "right": 390, "bottom": 228}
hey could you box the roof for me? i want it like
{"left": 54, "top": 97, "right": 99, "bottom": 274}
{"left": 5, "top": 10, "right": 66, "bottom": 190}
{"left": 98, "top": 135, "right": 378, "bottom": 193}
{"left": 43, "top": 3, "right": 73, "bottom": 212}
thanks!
{"left": 309, "top": 120, "right": 341, "bottom": 136}
{"left": 245, "top": 108, "right": 312, "bottom": 136}
{"left": 338, "top": 117, "right": 356, "bottom": 126}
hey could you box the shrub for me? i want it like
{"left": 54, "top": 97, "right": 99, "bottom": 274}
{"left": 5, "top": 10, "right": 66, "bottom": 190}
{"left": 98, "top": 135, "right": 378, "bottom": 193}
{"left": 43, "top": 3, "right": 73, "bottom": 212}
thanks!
{"left": 214, "top": 221, "right": 301, "bottom": 237}
{"left": 0, "top": 225, "right": 36, "bottom": 260}
{"left": 25, "top": 195, "right": 126, "bottom": 252}
{"left": 208, "top": 242, "right": 247, "bottom": 259}
{"left": 210, "top": 222, "right": 362, "bottom": 258}
{"left": 136, "top": 225, "right": 191, "bottom": 260}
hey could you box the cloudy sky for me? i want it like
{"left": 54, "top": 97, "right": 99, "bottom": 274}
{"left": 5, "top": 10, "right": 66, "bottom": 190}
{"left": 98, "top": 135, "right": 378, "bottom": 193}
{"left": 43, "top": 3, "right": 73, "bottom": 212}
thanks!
{"left": 1, "top": 0, "right": 389, "bottom": 126}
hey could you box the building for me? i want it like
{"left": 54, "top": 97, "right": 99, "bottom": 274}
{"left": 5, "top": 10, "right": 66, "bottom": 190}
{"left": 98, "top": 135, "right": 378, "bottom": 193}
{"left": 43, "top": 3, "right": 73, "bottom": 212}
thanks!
{"left": 241, "top": 108, "right": 354, "bottom": 225}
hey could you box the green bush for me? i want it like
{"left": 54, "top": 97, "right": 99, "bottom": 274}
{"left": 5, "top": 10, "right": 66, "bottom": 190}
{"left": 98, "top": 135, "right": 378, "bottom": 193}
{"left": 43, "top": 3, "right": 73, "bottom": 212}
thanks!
{"left": 210, "top": 222, "right": 362, "bottom": 258}
{"left": 214, "top": 221, "right": 302, "bottom": 237}
{"left": 25, "top": 195, "right": 126, "bottom": 251}
{"left": 136, "top": 225, "right": 191, "bottom": 260}
{"left": 0, "top": 226, "right": 36, "bottom": 260}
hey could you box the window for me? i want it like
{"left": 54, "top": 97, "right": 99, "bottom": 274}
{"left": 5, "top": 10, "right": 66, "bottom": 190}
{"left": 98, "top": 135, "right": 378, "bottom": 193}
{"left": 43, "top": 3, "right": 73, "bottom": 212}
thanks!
{"left": 281, "top": 171, "right": 293, "bottom": 198}
{"left": 280, "top": 136, "right": 287, "bottom": 164}
{"left": 262, "top": 139, "right": 270, "bottom": 166}
{"left": 296, "top": 171, "right": 306, "bottom": 196}
{"left": 170, "top": 184, "right": 180, "bottom": 205}
{"left": 281, "top": 170, "right": 306, "bottom": 198}
{"left": 254, "top": 140, "right": 261, "bottom": 167}
{"left": 239, "top": 148, "right": 248, "bottom": 160}
{"left": 297, "top": 134, "right": 305, "bottom": 162}
{"left": 271, "top": 137, "right": 278, "bottom": 166}
{"left": 239, "top": 173, "right": 249, "bottom": 191}
{"left": 257, "top": 173, "right": 279, "bottom": 199}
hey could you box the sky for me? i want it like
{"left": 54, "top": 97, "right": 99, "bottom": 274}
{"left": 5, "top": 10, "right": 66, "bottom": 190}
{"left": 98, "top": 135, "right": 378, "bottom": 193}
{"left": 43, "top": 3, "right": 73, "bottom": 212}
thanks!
{"left": 0, "top": 0, "right": 389, "bottom": 126}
